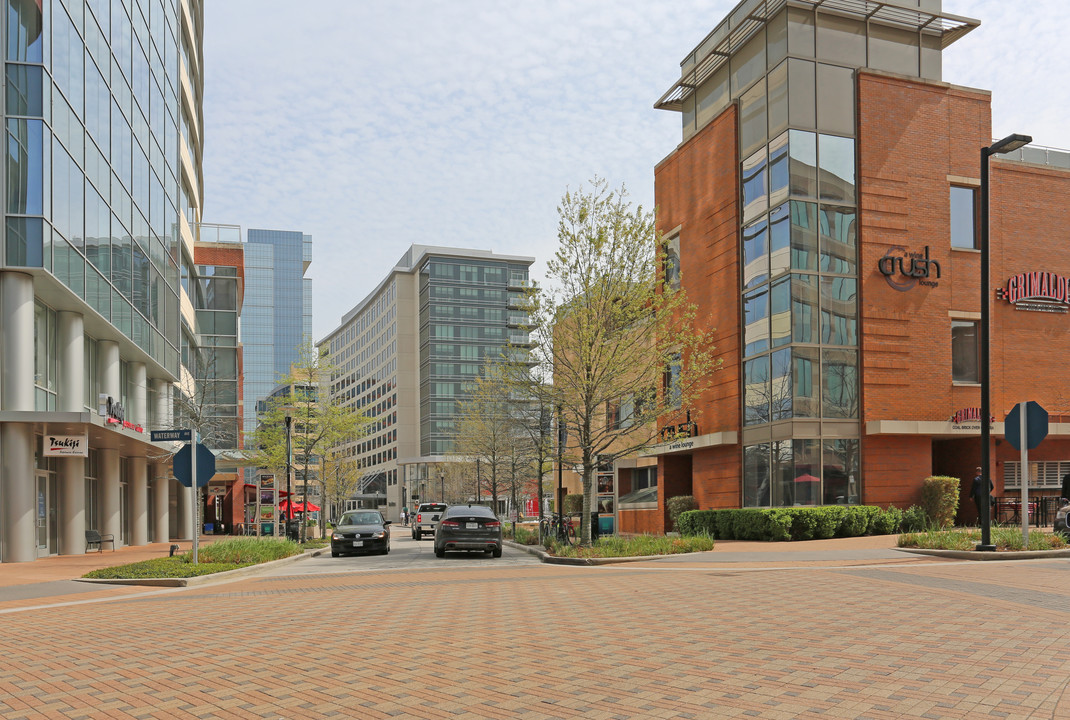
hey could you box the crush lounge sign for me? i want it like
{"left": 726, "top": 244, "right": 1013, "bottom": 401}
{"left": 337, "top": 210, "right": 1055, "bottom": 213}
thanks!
{"left": 996, "top": 271, "right": 1070, "bottom": 314}
{"left": 878, "top": 246, "right": 941, "bottom": 291}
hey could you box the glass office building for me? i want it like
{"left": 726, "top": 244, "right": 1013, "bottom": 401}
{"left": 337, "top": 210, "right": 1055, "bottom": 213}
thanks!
{"left": 0, "top": 0, "right": 205, "bottom": 561}
{"left": 319, "top": 245, "right": 534, "bottom": 521}
{"left": 241, "top": 228, "right": 312, "bottom": 477}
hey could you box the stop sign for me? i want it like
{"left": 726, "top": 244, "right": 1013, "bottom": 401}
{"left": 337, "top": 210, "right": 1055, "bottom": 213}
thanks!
{"left": 1005, "top": 401, "right": 1048, "bottom": 451}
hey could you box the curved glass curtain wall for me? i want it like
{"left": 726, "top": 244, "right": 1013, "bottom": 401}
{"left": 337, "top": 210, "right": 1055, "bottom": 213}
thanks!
{"left": 679, "top": 5, "right": 925, "bottom": 508}
{"left": 5, "top": 0, "right": 191, "bottom": 377}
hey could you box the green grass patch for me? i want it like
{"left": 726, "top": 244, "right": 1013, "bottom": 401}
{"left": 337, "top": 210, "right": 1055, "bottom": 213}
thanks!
{"left": 83, "top": 538, "right": 305, "bottom": 579}
{"left": 898, "top": 526, "right": 1069, "bottom": 552}
{"left": 544, "top": 534, "right": 714, "bottom": 559}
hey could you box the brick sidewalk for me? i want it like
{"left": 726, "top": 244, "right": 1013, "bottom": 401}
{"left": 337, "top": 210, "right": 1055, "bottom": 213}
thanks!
{"left": 1, "top": 543, "right": 1069, "bottom": 719}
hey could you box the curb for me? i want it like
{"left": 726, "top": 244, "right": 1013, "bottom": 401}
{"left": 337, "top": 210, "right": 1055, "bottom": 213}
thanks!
{"left": 74, "top": 547, "right": 328, "bottom": 587}
{"left": 895, "top": 547, "right": 1070, "bottom": 561}
{"left": 503, "top": 540, "right": 682, "bottom": 566}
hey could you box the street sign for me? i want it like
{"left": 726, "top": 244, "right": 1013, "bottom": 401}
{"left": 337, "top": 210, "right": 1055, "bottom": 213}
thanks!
{"left": 151, "top": 429, "right": 192, "bottom": 442}
{"left": 173, "top": 442, "right": 216, "bottom": 488}
{"left": 1005, "top": 401, "right": 1048, "bottom": 451}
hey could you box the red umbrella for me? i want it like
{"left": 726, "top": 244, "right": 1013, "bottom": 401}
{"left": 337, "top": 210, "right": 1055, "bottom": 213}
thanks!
{"left": 278, "top": 500, "right": 321, "bottom": 518}
{"left": 793, "top": 474, "right": 820, "bottom": 483}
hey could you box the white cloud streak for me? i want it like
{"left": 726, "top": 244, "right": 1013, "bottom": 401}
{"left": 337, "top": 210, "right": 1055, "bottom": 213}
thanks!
{"left": 202, "top": 1, "right": 1070, "bottom": 340}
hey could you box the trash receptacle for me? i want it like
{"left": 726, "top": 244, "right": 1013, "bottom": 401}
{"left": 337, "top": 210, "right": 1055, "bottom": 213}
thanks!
{"left": 286, "top": 519, "right": 300, "bottom": 541}
{"left": 590, "top": 512, "right": 600, "bottom": 542}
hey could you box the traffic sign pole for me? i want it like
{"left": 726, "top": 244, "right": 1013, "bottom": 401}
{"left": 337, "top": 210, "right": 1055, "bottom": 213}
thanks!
{"left": 1020, "top": 403, "right": 1029, "bottom": 548}
{"left": 191, "top": 431, "right": 198, "bottom": 564}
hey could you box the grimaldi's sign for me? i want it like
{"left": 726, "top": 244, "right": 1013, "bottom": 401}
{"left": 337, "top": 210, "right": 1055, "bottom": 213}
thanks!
{"left": 878, "top": 246, "right": 940, "bottom": 291}
{"left": 996, "top": 271, "right": 1070, "bottom": 314}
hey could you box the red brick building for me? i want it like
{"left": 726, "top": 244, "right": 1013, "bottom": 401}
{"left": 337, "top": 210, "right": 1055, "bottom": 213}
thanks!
{"left": 626, "top": 0, "right": 1070, "bottom": 534}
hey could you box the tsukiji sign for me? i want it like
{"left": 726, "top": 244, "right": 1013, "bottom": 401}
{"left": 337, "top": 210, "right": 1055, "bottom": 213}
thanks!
{"left": 996, "top": 271, "right": 1070, "bottom": 313}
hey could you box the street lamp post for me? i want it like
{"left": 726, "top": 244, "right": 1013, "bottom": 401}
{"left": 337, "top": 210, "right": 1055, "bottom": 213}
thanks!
{"left": 977, "top": 133, "right": 1031, "bottom": 551}
{"left": 285, "top": 413, "right": 293, "bottom": 541}
{"left": 440, "top": 473, "right": 445, "bottom": 504}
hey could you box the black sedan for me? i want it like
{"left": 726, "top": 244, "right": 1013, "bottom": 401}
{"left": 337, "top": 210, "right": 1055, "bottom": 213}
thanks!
{"left": 434, "top": 504, "right": 502, "bottom": 558}
{"left": 331, "top": 511, "right": 391, "bottom": 556}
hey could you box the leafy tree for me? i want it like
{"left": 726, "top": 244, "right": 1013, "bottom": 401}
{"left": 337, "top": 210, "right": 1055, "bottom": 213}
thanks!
{"left": 527, "top": 177, "right": 720, "bottom": 543}
{"left": 247, "top": 340, "right": 369, "bottom": 541}
{"left": 453, "top": 366, "right": 516, "bottom": 513}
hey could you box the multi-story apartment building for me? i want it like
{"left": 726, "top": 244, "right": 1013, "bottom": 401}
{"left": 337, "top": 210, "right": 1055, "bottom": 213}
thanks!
{"left": 319, "top": 245, "right": 534, "bottom": 521}
{"left": 0, "top": 0, "right": 206, "bottom": 561}
{"left": 632, "top": 0, "right": 1070, "bottom": 533}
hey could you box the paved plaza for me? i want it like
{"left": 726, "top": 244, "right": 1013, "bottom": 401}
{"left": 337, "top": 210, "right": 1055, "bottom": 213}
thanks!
{"left": 2, "top": 536, "right": 1069, "bottom": 719}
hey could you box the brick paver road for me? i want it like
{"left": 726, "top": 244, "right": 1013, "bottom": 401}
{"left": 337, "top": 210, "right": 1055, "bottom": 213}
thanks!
{"left": 3, "top": 550, "right": 1070, "bottom": 719}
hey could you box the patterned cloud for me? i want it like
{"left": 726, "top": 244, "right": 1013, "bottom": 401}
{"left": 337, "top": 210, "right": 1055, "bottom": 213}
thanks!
{"left": 201, "top": 0, "right": 1070, "bottom": 340}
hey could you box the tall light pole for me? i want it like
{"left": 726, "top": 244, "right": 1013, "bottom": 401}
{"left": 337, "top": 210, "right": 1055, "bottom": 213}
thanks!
{"left": 440, "top": 473, "right": 445, "bottom": 503}
{"left": 285, "top": 413, "right": 293, "bottom": 541}
{"left": 977, "top": 133, "right": 1031, "bottom": 551}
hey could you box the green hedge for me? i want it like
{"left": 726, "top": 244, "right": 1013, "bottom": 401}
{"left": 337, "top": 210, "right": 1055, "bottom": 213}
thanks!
{"left": 920, "top": 475, "right": 960, "bottom": 528}
{"left": 677, "top": 505, "right": 902, "bottom": 542}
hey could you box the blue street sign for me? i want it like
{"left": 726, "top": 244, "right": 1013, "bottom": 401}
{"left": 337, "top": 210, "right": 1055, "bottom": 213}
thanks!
{"left": 173, "top": 442, "right": 216, "bottom": 488}
{"left": 151, "top": 428, "right": 192, "bottom": 442}
{"left": 1005, "top": 401, "right": 1048, "bottom": 451}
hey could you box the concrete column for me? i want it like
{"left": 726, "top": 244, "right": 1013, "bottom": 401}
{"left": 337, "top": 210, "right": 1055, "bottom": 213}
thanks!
{"left": 57, "top": 311, "right": 85, "bottom": 412}
{"left": 98, "top": 341, "right": 120, "bottom": 405}
{"left": 1, "top": 424, "right": 35, "bottom": 562}
{"left": 153, "top": 379, "right": 172, "bottom": 429}
{"left": 152, "top": 466, "right": 170, "bottom": 544}
{"left": 129, "top": 456, "right": 147, "bottom": 545}
{"left": 178, "top": 477, "right": 193, "bottom": 540}
{"left": 1, "top": 272, "right": 36, "bottom": 562}
{"left": 1, "top": 272, "right": 35, "bottom": 411}
{"left": 130, "top": 362, "right": 146, "bottom": 427}
{"left": 99, "top": 449, "right": 121, "bottom": 547}
{"left": 59, "top": 456, "right": 85, "bottom": 554}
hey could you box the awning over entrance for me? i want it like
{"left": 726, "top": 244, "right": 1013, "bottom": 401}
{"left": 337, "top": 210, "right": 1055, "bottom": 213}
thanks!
{"left": 640, "top": 431, "right": 738, "bottom": 458}
{"left": 0, "top": 410, "right": 171, "bottom": 459}
{"left": 866, "top": 419, "right": 1070, "bottom": 440}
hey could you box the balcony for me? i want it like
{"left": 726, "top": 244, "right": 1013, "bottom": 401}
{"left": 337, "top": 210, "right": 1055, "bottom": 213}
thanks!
{"left": 508, "top": 274, "right": 530, "bottom": 290}
{"left": 507, "top": 313, "right": 531, "bottom": 328}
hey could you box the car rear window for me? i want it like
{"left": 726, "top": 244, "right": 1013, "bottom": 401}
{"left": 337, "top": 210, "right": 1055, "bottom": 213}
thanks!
{"left": 445, "top": 505, "right": 495, "bottom": 518}
{"left": 421, "top": 504, "right": 447, "bottom": 512}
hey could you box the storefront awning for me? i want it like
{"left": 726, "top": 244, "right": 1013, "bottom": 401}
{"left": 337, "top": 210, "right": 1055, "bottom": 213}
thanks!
{"left": 866, "top": 420, "right": 1070, "bottom": 439}
{"left": 640, "top": 431, "right": 738, "bottom": 458}
{"left": 0, "top": 410, "right": 171, "bottom": 459}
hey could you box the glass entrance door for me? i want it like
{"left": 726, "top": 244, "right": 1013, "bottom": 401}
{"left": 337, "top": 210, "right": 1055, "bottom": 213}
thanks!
{"left": 35, "top": 472, "right": 51, "bottom": 558}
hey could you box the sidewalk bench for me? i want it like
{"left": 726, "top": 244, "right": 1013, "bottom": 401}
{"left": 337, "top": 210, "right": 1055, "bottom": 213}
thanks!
{"left": 85, "top": 530, "right": 115, "bottom": 553}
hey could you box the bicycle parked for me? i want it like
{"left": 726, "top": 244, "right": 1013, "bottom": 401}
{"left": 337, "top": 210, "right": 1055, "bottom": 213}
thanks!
{"left": 539, "top": 514, "right": 577, "bottom": 544}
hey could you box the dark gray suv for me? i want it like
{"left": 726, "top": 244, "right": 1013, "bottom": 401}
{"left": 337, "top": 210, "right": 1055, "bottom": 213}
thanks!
{"left": 434, "top": 504, "right": 502, "bottom": 558}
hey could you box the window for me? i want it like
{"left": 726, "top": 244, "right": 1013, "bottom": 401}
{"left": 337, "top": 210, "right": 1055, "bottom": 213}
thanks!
{"left": 663, "top": 354, "right": 681, "bottom": 410}
{"left": 664, "top": 234, "right": 680, "bottom": 290}
{"left": 950, "top": 186, "right": 977, "bottom": 249}
{"left": 951, "top": 320, "right": 978, "bottom": 382}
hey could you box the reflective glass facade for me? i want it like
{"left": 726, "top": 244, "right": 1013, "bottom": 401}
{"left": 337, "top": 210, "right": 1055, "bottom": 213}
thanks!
{"left": 3, "top": 0, "right": 197, "bottom": 377}
{"left": 241, "top": 228, "right": 313, "bottom": 447}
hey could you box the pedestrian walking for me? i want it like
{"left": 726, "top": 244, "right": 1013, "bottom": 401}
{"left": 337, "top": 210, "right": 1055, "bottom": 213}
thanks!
{"left": 400, "top": 508, "right": 408, "bottom": 526}
{"left": 971, "top": 466, "right": 993, "bottom": 523}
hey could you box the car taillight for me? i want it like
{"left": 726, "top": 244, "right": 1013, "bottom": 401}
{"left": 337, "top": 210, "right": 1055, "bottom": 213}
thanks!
{"left": 416, "top": 514, "right": 422, "bottom": 522}
{"left": 441, "top": 520, "right": 460, "bottom": 527}
{"left": 485, "top": 521, "right": 501, "bottom": 528}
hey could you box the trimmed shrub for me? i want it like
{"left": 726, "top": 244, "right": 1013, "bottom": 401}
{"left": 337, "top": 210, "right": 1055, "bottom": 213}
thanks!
{"left": 871, "top": 506, "right": 903, "bottom": 535}
{"left": 666, "top": 495, "right": 698, "bottom": 532}
{"left": 564, "top": 493, "right": 584, "bottom": 514}
{"left": 676, "top": 505, "right": 885, "bottom": 542}
{"left": 677, "top": 509, "right": 716, "bottom": 538}
{"left": 839, "top": 505, "right": 879, "bottom": 537}
{"left": 900, "top": 505, "right": 930, "bottom": 533}
{"left": 920, "top": 476, "right": 960, "bottom": 528}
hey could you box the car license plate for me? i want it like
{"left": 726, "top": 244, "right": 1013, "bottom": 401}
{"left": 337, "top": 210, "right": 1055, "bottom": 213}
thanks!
{"left": 466, "top": 522, "right": 479, "bottom": 529}
{"left": 352, "top": 540, "right": 363, "bottom": 547}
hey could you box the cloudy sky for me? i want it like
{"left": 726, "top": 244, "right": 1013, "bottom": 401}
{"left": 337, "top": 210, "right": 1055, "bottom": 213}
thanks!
{"left": 201, "top": 1, "right": 1069, "bottom": 341}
